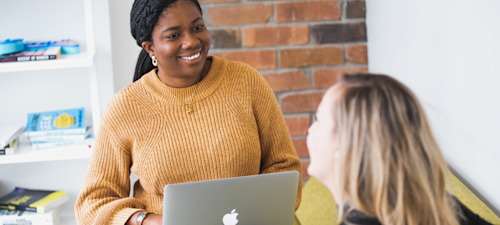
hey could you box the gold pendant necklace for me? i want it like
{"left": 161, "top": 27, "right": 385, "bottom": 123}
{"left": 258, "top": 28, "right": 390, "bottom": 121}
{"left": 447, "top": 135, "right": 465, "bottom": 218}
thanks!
{"left": 157, "top": 73, "right": 201, "bottom": 115}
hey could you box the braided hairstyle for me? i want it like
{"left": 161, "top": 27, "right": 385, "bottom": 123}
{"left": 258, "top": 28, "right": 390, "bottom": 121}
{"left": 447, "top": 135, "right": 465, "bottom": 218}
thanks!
{"left": 130, "top": 0, "right": 202, "bottom": 82}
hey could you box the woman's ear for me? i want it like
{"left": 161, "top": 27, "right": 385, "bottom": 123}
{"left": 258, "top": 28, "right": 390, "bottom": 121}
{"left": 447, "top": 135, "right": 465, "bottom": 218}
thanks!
{"left": 141, "top": 41, "right": 154, "bottom": 57}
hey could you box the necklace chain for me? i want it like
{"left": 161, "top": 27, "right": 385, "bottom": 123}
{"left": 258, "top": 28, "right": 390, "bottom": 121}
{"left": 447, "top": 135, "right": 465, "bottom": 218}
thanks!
{"left": 157, "top": 73, "right": 201, "bottom": 115}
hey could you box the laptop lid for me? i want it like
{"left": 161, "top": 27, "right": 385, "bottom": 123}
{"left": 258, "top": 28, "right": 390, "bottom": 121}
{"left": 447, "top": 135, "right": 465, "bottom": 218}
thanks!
{"left": 162, "top": 171, "right": 299, "bottom": 225}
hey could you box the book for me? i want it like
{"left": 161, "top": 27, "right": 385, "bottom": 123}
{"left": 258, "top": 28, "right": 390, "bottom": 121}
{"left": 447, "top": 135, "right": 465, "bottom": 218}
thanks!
{"left": 0, "top": 137, "right": 19, "bottom": 155}
{"left": 0, "top": 39, "right": 25, "bottom": 55}
{"left": 28, "top": 126, "right": 91, "bottom": 143}
{"left": 24, "top": 108, "right": 86, "bottom": 138}
{"left": 0, "top": 207, "right": 60, "bottom": 225}
{"left": 32, "top": 134, "right": 93, "bottom": 150}
{"left": 0, "top": 187, "right": 68, "bottom": 213}
{"left": 0, "top": 124, "right": 25, "bottom": 147}
{"left": 0, "top": 46, "right": 60, "bottom": 63}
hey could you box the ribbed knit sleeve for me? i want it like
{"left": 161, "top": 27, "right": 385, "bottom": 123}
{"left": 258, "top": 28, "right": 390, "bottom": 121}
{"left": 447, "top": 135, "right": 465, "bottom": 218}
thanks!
{"left": 75, "top": 96, "right": 145, "bottom": 225}
{"left": 246, "top": 65, "right": 303, "bottom": 209}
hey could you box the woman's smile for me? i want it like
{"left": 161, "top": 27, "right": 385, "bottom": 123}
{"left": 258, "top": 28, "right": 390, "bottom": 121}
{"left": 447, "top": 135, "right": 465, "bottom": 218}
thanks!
{"left": 178, "top": 48, "right": 202, "bottom": 63}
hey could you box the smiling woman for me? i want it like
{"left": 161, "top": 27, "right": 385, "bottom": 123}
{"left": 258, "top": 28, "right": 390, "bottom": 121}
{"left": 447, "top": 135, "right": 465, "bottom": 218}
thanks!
{"left": 74, "top": 0, "right": 303, "bottom": 225}
{"left": 141, "top": 1, "right": 211, "bottom": 89}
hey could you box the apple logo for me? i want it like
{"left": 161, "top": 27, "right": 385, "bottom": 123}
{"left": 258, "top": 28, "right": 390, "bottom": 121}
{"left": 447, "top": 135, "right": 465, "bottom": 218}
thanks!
{"left": 222, "top": 209, "right": 239, "bottom": 225}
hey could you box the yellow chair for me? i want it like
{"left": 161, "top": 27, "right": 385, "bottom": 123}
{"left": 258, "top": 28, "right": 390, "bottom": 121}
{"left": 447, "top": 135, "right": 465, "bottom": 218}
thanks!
{"left": 294, "top": 173, "right": 500, "bottom": 225}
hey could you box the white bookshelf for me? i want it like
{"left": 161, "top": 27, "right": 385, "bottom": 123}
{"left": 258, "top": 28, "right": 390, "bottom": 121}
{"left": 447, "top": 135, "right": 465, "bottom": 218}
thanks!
{"left": 0, "top": 136, "right": 92, "bottom": 165}
{"left": 60, "top": 215, "right": 78, "bottom": 225}
{"left": 0, "top": 51, "right": 94, "bottom": 73}
{"left": 0, "top": 0, "right": 99, "bottom": 160}
{"left": 0, "top": 0, "right": 114, "bottom": 223}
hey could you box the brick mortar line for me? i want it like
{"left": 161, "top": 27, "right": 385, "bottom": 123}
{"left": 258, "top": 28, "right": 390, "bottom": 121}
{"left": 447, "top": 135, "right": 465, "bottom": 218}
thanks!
{"left": 304, "top": 67, "right": 314, "bottom": 89}
{"left": 206, "top": 20, "right": 365, "bottom": 30}
{"left": 241, "top": 0, "right": 337, "bottom": 2}
{"left": 201, "top": 0, "right": 347, "bottom": 7}
{"left": 256, "top": 64, "right": 369, "bottom": 74}
{"left": 201, "top": 2, "right": 273, "bottom": 7}
{"left": 208, "top": 42, "right": 369, "bottom": 53}
{"left": 207, "top": 42, "right": 367, "bottom": 53}
{"left": 276, "top": 86, "right": 331, "bottom": 98}
{"left": 276, "top": 89, "right": 328, "bottom": 96}
{"left": 341, "top": 0, "right": 348, "bottom": 22}
{"left": 283, "top": 113, "right": 311, "bottom": 118}
{"left": 275, "top": 91, "right": 327, "bottom": 102}
{"left": 270, "top": 2, "right": 276, "bottom": 23}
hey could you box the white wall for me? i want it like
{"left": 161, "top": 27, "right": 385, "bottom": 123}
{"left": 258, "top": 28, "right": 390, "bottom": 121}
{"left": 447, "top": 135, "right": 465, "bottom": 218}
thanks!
{"left": 366, "top": 0, "right": 500, "bottom": 214}
{"left": 109, "top": 0, "right": 142, "bottom": 92}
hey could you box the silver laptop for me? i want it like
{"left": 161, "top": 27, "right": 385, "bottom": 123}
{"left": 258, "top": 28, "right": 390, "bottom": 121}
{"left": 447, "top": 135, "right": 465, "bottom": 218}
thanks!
{"left": 162, "top": 171, "right": 299, "bottom": 225}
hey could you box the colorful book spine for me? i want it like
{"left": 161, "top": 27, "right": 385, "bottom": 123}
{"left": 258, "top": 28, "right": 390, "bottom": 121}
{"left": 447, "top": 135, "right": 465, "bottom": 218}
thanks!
{"left": 0, "top": 137, "right": 19, "bottom": 155}
{"left": 27, "top": 127, "right": 91, "bottom": 142}
{"left": 32, "top": 135, "right": 93, "bottom": 150}
{"left": 0, "top": 46, "right": 60, "bottom": 63}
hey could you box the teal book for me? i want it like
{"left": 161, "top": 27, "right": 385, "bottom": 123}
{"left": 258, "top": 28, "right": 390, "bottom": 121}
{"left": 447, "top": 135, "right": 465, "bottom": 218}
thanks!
{"left": 24, "top": 108, "right": 86, "bottom": 138}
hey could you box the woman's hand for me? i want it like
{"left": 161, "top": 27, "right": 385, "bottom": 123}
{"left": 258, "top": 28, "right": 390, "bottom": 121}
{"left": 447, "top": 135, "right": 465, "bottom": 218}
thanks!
{"left": 127, "top": 212, "right": 162, "bottom": 225}
{"left": 143, "top": 213, "right": 162, "bottom": 225}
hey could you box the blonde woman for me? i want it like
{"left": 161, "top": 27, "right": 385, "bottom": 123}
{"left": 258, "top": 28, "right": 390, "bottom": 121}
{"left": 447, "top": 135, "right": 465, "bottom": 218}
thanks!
{"left": 306, "top": 74, "right": 491, "bottom": 225}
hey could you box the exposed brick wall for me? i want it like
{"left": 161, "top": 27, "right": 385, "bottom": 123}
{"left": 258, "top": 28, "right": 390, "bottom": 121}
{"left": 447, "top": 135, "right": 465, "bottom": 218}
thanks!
{"left": 203, "top": 0, "right": 368, "bottom": 180}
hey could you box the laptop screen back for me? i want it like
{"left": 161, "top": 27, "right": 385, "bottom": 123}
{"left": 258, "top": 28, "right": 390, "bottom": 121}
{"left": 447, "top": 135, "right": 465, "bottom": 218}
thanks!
{"left": 162, "top": 171, "right": 299, "bottom": 225}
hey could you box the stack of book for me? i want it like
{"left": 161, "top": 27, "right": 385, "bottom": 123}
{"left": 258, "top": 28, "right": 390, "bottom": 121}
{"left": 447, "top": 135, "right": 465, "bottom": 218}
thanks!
{"left": 0, "top": 125, "right": 25, "bottom": 156}
{"left": 0, "top": 187, "right": 68, "bottom": 225}
{"left": 24, "top": 108, "right": 93, "bottom": 150}
{"left": 1, "top": 39, "right": 80, "bottom": 63}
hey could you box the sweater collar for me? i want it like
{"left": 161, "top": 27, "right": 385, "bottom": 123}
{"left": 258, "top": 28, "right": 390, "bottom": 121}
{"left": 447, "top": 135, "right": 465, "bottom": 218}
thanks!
{"left": 141, "top": 55, "right": 227, "bottom": 106}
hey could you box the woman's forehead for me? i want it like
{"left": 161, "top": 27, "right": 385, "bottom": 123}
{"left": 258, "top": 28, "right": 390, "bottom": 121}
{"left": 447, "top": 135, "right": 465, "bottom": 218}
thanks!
{"left": 161, "top": 1, "right": 200, "bottom": 19}
{"left": 318, "top": 84, "right": 343, "bottom": 117}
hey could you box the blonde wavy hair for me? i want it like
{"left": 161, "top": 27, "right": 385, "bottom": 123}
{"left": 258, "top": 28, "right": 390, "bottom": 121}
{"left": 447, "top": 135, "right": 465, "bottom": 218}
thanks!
{"left": 333, "top": 74, "right": 461, "bottom": 225}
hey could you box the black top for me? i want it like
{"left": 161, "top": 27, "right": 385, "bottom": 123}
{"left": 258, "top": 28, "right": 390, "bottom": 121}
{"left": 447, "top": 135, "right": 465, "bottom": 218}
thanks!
{"left": 340, "top": 197, "right": 492, "bottom": 225}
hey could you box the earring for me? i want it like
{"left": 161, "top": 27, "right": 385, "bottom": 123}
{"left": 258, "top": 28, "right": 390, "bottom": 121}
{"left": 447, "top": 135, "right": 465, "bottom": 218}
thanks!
{"left": 152, "top": 55, "right": 158, "bottom": 67}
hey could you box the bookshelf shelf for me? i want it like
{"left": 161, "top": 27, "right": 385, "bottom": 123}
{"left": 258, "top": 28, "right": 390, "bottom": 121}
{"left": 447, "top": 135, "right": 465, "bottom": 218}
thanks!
{"left": 0, "top": 51, "right": 95, "bottom": 73}
{"left": 60, "top": 215, "right": 78, "bottom": 225}
{"left": 0, "top": 137, "right": 92, "bottom": 165}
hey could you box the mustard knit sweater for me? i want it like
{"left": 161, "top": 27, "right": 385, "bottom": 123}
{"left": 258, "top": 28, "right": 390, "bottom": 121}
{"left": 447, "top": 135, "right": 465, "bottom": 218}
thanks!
{"left": 75, "top": 56, "right": 302, "bottom": 225}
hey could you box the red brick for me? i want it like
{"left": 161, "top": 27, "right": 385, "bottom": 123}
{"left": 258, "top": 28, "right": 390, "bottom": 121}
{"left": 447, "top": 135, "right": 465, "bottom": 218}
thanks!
{"left": 276, "top": 1, "right": 340, "bottom": 22}
{"left": 301, "top": 161, "right": 311, "bottom": 180}
{"left": 208, "top": 4, "right": 272, "bottom": 26}
{"left": 284, "top": 116, "right": 310, "bottom": 136}
{"left": 311, "top": 23, "right": 367, "bottom": 44}
{"left": 313, "top": 67, "right": 368, "bottom": 88}
{"left": 346, "top": 45, "right": 368, "bottom": 64}
{"left": 281, "top": 91, "right": 325, "bottom": 113}
{"left": 199, "top": 0, "right": 237, "bottom": 3}
{"left": 262, "top": 70, "right": 311, "bottom": 92}
{"left": 243, "top": 25, "right": 309, "bottom": 47}
{"left": 293, "top": 138, "right": 309, "bottom": 158}
{"left": 209, "top": 29, "right": 241, "bottom": 49}
{"left": 213, "top": 50, "right": 276, "bottom": 70}
{"left": 279, "top": 47, "right": 343, "bottom": 68}
{"left": 346, "top": 1, "right": 366, "bottom": 19}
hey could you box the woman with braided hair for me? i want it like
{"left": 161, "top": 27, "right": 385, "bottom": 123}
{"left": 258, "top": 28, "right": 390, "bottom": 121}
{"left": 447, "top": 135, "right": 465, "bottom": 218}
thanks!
{"left": 75, "top": 0, "right": 302, "bottom": 224}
